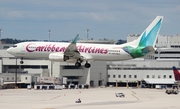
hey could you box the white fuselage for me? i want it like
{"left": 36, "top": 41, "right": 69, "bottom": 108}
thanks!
{"left": 6, "top": 16, "right": 164, "bottom": 63}
{"left": 7, "top": 42, "right": 133, "bottom": 61}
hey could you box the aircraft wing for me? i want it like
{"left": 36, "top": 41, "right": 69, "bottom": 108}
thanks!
{"left": 64, "top": 34, "right": 94, "bottom": 62}
{"left": 64, "top": 34, "right": 81, "bottom": 59}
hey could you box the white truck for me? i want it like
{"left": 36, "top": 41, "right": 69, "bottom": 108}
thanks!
{"left": 37, "top": 77, "right": 61, "bottom": 84}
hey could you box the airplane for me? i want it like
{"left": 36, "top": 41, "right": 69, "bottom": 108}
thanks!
{"left": 6, "top": 16, "right": 163, "bottom": 68}
{"left": 172, "top": 66, "right": 180, "bottom": 81}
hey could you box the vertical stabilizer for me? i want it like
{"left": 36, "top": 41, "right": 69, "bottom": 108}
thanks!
{"left": 172, "top": 66, "right": 180, "bottom": 81}
{"left": 130, "top": 16, "right": 163, "bottom": 47}
{"left": 122, "top": 16, "right": 163, "bottom": 58}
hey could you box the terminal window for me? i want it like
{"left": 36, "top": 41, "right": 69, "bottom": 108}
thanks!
{"left": 129, "top": 75, "right": 131, "bottom": 78}
{"left": 113, "top": 75, "right": 116, "bottom": 78}
{"left": 63, "top": 66, "right": 83, "bottom": 69}
{"left": 124, "top": 75, "right": 126, "bottom": 78}
{"left": 163, "top": 75, "right": 166, "bottom": 78}
{"left": 3, "top": 46, "right": 9, "bottom": 49}
{"left": 118, "top": 75, "right": 121, "bottom": 78}
{"left": 152, "top": 75, "right": 155, "bottom": 78}
{"left": 108, "top": 75, "right": 110, "bottom": 78}
{"left": 146, "top": 75, "right": 149, "bottom": 78}
{"left": 158, "top": 75, "right": 161, "bottom": 78}
{"left": 134, "top": 75, "right": 137, "bottom": 78}
{"left": 169, "top": 75, "right": 172, "bottom": 78}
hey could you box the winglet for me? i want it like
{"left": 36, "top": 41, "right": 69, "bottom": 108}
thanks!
{"left": 72, "top": 34, "right": 79, "bottom": 44}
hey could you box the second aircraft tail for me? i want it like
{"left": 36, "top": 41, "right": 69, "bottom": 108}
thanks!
{"left": 172, "top": 66, "right": 180, "bottom": 81}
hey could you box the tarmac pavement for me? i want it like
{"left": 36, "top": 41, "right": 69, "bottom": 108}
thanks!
{"left": 0, "top": 87, "right": 179, "bottom": 109}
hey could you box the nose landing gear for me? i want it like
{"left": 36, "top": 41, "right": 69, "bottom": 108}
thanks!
{"left": 20, "top": 58, "right": 24, "bottom": 64}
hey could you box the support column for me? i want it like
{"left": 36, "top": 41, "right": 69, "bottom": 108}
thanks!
{"left": 48, "top": 61, "right": 52, "bottom": 77}
{"left": 116, "top": 80, "right": 118, "bottom": 87}
{"left": 85, "top": 68, "right": 90, "bottom": 85}
{"left": 136, "top": 80, "right": 139, "bottom": 88}
{"left": 0, "top": 59, "right": 2, "bottom": 73}
{"left": 15, "top": 58, "right": 18, "bottom": 89}
{"left": 78, "top": 67, "right": 90, "bottom": 85}
{"left": 126, "top": 80, "right": 129, "bottom": 88}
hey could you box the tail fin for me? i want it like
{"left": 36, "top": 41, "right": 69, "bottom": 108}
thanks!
{"left": 131, "top": 16, "right": 163, "bottom": 47}
{"left": 122, "top": 16, "right": 163, "bottom": 58}
{"left": 172, "top": 66, "right": 180, "bottom": 81}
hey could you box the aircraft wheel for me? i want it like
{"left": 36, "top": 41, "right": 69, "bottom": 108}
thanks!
{"left": 75, "top": 62, "right": 81, "bottom": 67}
{"left": 64, "top": 56, "right": 69, "bottom": 61}
{"left": 85, "top": 63, "right": 91, "bottom": 68}
{"left": 20, "top": 60, "right": 24, "bottom": 64}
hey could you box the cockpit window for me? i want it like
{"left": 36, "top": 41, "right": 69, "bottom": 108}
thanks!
{"left": 13, "top": 45, "right": 17, "bottom": 48}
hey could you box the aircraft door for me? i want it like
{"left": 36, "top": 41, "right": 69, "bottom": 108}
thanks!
{"left": 90, "top": 80, "right": 94, "bottom": 87}
{"left": 98, "top": 80, "right": 102, "bottom": 86}
{"left": 21, "top": 44, "right": 25, "bottom": 52}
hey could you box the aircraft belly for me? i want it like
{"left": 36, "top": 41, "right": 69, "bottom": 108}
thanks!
{"left": 93, "top": 54, "right": 132, "bottom": 61}
{"left": 25, "top": 52, "right": 49, "bottom": 59}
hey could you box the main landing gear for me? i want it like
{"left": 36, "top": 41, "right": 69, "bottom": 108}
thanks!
{"left": 85, "top": 62, "right": 91, "bottom": 68}
{"left": 75, "top": 59, "right": 91, "bottom": 68}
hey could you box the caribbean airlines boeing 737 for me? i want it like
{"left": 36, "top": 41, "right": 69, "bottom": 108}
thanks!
{"left": 6, "top": 16, "right": 163, "bottom": 68}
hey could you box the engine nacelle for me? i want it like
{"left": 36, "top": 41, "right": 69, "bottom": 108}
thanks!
{"left": 49, "top": 52, "right": 64, "bottom": 62}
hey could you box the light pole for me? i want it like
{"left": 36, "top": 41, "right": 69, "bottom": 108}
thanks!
{"left": 15, "top": 58, "right": 17, "bottom": 89}
{"left": 48, "top": 29, "right": 51, "bottom": 42}
{"left": 0, "top": 28, "right": 2, "bottom": 43}
{"left": 48, "top": 29, "right": 52, "bottom": 77}
{"left": 86, "top": 29, "right": 89, "bottom": 42}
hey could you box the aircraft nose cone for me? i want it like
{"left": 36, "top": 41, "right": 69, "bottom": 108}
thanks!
{"left": 6, "top": 47, "right": 12, "bottom": 54}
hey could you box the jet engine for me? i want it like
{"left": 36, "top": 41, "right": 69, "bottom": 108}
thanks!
{"left": 49, "top": 52, "right": 64, "bottom": 62}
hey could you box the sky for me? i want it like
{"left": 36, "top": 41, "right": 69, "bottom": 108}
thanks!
{"left": 0, "top": 0, "right": 180, "bottom": 41}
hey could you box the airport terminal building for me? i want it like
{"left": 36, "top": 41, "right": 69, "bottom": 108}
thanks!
{"left": 0, "top": 34, "right": 180, "bottom": 88}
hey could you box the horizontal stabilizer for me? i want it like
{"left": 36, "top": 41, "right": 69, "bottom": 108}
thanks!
{"left": 142, "top": 46, "right": 155, "bottom": 55}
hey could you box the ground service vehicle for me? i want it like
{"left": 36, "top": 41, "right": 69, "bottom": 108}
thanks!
{"left": 115, "top": 93, "right": 125, "bottom": 97}
{"left": 166, "top": 89, "right": 179, "bottom": 94}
